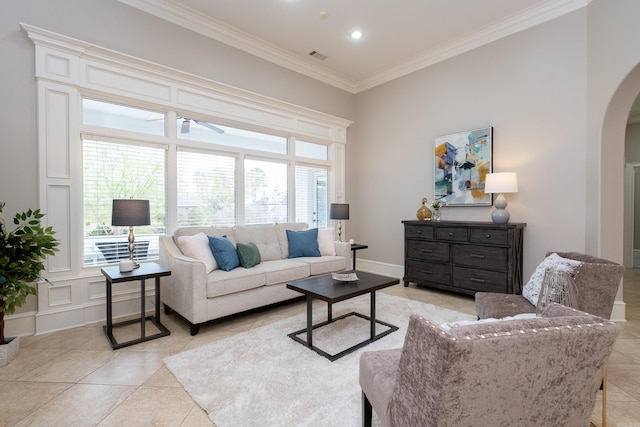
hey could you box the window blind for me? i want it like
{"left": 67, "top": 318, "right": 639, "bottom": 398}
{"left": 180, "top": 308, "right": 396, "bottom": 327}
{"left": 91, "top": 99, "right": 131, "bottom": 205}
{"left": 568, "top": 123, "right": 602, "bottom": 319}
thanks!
{"left": 82, "top": 138, "right": 166, "bottom": 266}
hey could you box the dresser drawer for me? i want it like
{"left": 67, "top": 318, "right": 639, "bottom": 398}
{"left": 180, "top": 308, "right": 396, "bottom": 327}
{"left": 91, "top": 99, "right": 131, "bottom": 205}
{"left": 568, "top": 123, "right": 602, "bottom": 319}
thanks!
{"left": 406, "top": 260, "right": 450, "bottom": 285}
{"left": 469, "top": 228, "right": 509, "bottom": 246}
{"left": 406, "top": 240, "right": 449, "bottom": 262}
{"left": 453, "top": 267, "right": 507, "bottom": 293}
{"left": 405, "top": 224, "right": 434, "bottom": 239}
{"left": 452, "top": 244, "right": 507, "bottom": 271}
{"left": 435, "top": 226, "right": 468, "bottom": 242}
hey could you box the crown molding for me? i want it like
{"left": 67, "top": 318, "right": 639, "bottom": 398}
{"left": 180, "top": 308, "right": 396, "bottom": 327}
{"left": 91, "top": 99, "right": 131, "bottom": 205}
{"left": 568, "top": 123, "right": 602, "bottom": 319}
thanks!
{"left": 118, "top": 0, "right": 358, "bottom": 93}
{"left": 355, "top": 0, "right": 590, "bottom": 92}
{"left": 120, "top": 0, "right": 589, "bottom": 94}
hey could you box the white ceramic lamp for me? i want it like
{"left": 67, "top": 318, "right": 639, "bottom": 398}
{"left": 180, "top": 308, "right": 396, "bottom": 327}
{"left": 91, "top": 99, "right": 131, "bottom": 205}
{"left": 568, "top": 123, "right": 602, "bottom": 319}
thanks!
{"left": 484, "top": 172, "right": 518, "bottom": 224}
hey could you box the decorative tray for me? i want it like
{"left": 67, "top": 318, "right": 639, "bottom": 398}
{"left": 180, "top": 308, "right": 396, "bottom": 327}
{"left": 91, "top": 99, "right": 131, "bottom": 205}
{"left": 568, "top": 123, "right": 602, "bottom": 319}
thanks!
{"left": 331, "top": 272, "right": 359, "bottom": 282}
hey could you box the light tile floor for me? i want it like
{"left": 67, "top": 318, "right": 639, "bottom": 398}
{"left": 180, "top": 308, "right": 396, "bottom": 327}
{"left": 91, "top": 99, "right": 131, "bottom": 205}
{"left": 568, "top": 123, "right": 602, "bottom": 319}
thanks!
{"left": 1, "top": 270, "right": 640, "bottom": 426}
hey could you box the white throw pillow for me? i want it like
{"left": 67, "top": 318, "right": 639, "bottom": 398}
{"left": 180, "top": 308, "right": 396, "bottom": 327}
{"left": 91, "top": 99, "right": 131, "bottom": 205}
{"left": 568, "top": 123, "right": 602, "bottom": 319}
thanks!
{"left": 177, "top": 232, "right": 218, "bottom": 273}
{"left": 317, "top": 227, "right": 336, "bottom": 256}
{"left": 521, "top": 253, "right": 582, "bottom": 305}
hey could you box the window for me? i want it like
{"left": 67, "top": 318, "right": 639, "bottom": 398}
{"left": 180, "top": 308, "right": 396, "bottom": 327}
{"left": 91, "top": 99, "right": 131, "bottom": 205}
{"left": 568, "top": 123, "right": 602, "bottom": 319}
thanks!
{"left": 245, "top": 159, "right": 288, "bottom": 224}
{"left": 177, "top": 149, "right": 236, "bottom": 227}
{"left": 83, "top": 99, "right": 165, "bottom": 136}
{"left": 295, "top": 165, "right": 328, "bottom": 227}
{"left": 178, "top": 119, "right": 287, "bottom": 154}
{"left": 296, "top": 140, "right": 328, "bottom": 160}
{"left": 83, "top": 138, "right": 166, "bottom": 266}
{"left": 81, "top": 99, "right": 334, "bottom": 266}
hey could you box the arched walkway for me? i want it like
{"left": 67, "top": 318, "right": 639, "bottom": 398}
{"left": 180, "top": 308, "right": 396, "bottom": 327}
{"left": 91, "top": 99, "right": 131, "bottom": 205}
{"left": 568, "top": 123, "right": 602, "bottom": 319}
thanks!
{"left": 600, "top": 62, "right": 640, "bottom": 320}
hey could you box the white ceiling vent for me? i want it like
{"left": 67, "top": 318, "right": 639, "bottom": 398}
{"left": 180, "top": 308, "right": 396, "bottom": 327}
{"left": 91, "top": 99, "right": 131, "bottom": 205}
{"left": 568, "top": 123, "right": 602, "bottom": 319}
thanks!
{"left": 309, "top": 50, "right": 328, "bottom": 61}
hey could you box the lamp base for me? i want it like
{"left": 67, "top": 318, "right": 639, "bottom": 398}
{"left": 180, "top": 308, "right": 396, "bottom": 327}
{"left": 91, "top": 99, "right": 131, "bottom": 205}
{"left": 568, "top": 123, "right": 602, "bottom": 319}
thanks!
{"left": 491, "top": 193, "right": 510, "bottom": 224}
{"left": 491, "top": 209, "right": 510, "bottom": 224}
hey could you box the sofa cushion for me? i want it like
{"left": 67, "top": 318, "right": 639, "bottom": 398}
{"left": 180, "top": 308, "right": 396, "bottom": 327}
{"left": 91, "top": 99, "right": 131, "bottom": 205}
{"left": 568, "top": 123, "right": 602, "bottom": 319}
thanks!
{"left": 287, "top": 228, "right": 321, "bottom": 258}
{"left": 255, "top": 259, "right": 311, "bottom": 285}
{"left": 177, "top": 232, "right": 218, "bottom": 273}
{"left": 236, "top": 242, "right": 261, "bottom": 268}
{"left": 522, "top": 253, "right": 582, "bottom": 305}
{"left": 206, "top": 268, "right": 266, "bottom": 298}
{"left": 233, "top": 225, "right": 282, "bottom": 261}
{"left": 317, "top": 227, "right": 336, "bottom": 256}
{"left": 208, "top": 236, "right": 241, "bottom": 271}
{"left": 298, "top": 255, "right": 346, "bottom": 275}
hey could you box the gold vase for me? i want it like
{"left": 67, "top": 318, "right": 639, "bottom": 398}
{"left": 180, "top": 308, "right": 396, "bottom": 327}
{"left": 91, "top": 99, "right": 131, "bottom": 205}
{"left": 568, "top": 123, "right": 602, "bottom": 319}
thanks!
{"left": 416, "top": 198, "right": 432, "bottom": 221}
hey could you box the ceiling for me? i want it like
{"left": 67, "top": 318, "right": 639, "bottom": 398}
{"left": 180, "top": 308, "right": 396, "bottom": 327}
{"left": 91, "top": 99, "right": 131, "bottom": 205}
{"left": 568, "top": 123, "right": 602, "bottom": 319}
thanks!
{"left": 120, "top": 0, "right": 588, "bottom": 93}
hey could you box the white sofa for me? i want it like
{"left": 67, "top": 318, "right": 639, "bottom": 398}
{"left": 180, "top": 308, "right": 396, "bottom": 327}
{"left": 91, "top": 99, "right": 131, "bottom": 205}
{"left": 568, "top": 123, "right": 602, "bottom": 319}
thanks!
{"left": 159, "top": 222, "right": 350, "bottom": 335}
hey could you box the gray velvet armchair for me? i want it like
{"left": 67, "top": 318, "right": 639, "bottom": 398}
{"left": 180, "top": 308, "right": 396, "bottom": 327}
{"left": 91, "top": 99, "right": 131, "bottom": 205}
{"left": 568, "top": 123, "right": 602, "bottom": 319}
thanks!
{"left": 475, "top": 251, "right": 624, "bottom": 320}
{"left": 359, "top": 304, "right": 619, "bottom": 427}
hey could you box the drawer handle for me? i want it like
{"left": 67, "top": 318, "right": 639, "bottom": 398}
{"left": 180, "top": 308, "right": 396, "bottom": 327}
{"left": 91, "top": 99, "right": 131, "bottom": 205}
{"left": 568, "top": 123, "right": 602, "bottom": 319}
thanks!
{"left": 417, "top": 230, "right": 422, "bottom": 234}
{"left": 420, "top": 249, "right": 433, "bottom": 253}
{"left": 420, "top": 269, "right": 433, "bottom": 274}
{"left": 470, "top": 278, "right": 485, "bottom": 283}
{"left": 485, "top": 234, "right": 491, "bottom": 238}
{"left": 470, "top": 254, "right": 486, "bottom": 259}
{"left": 448, "top": 232, "right": 454, "bottom": 236}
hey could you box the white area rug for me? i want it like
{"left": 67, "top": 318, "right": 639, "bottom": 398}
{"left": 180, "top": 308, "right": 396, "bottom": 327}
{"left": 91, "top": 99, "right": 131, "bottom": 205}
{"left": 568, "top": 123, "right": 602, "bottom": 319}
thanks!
{"left": 164, "top": 293, "right": 474, "bottom": 427}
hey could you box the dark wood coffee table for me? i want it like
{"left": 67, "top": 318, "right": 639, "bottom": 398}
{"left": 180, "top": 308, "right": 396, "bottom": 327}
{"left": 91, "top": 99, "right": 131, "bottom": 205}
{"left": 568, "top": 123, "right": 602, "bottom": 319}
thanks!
{"left": 286, "top": 270, "right": 400, "bottom": 361}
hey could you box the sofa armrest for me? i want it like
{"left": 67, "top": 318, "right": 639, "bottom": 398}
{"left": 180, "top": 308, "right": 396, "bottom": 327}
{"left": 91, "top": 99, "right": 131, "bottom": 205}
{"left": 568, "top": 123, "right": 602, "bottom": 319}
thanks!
{"left": 159, "top": 235, "right": 209, "bottom": 324}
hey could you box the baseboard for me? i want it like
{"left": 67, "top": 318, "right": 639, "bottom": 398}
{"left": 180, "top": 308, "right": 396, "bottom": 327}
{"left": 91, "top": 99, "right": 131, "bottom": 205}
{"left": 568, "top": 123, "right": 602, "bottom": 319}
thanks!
{"left": 3, "top": 311, "right": 37, "bottom": 338}
{"left": 4, "top": 293, "right": 159, "bottom": 337}
{"left": 355, "top": 259, "right": 404, "bottom": 283}
{"left": 610, "top": 300, "right": 626, "bottom": 322}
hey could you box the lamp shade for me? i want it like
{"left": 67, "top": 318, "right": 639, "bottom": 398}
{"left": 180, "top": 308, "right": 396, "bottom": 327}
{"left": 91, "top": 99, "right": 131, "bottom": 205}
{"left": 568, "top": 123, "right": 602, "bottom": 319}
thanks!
{"left": 329, "top": 203, "right": 350, "bottom": 220}
{"left": 484, "top": 172, "right": 518, "bottom": 194}
{"left": 112, "top": 199, "right": 150, "bottom": 226}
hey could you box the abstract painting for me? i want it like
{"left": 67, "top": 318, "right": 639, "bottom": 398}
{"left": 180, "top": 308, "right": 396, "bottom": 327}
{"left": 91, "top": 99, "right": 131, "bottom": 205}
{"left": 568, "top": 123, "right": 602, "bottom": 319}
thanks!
{"left": 434, "top": 127, "right": 492, "bottom": 206}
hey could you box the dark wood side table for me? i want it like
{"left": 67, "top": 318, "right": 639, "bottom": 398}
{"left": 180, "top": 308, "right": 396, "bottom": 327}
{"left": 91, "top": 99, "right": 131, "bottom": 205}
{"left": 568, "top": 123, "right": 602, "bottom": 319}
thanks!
{"left": 350, "top": 243, "right": 368, "bottom": 269}
{"left": 100, "top": 262, "right": 171, "bottom": 350}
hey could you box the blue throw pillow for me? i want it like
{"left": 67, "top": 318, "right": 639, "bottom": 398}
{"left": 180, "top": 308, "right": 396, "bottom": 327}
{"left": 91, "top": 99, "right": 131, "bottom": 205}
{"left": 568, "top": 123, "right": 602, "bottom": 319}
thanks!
{"left": 286, "top": 228, "right": 321, "bottom": 258}
{"left": 208, "top": 236, "right": 240, "bottom": 271}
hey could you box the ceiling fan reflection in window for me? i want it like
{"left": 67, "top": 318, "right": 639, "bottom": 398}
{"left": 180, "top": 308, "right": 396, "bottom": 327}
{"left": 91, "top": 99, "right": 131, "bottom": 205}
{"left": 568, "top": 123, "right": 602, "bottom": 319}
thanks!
{"left": 180, "top": 118, "right": 225, "bottom": 134}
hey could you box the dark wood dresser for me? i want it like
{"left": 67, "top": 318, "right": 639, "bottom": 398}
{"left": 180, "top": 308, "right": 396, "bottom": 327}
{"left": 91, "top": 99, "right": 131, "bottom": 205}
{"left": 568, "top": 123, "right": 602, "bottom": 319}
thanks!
{"left": 402, "top": 220, "right": 526, "bottom": 295}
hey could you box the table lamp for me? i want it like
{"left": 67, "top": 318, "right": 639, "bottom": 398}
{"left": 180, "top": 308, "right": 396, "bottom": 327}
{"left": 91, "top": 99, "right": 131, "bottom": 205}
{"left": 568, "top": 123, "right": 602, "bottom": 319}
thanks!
{"left": 329, "top": 203, "right": 349, "bottom": 242}
{"left": 111, "top": 198, "right": 150, "bottom": 270}
{"left": 484, "top": 172, "right": 518, "bottom": 224}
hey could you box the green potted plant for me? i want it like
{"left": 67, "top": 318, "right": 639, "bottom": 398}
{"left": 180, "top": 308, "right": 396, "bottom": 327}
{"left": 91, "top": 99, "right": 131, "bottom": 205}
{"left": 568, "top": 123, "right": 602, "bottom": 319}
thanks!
{"left": 0, "top": 201, "right": 59, "bottom": 366}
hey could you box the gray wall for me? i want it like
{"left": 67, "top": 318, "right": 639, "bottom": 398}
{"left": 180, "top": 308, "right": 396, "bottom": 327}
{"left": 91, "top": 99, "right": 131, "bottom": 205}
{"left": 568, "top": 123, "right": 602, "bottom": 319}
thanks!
{"left": 351, "top": 10, "right": 587, "bottom": 279}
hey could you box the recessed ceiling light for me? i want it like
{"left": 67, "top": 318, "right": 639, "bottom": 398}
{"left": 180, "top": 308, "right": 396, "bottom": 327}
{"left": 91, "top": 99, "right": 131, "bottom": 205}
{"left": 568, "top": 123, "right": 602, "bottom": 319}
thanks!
{"left": 350, "top": 30, "right": 363, "bottom": 40}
